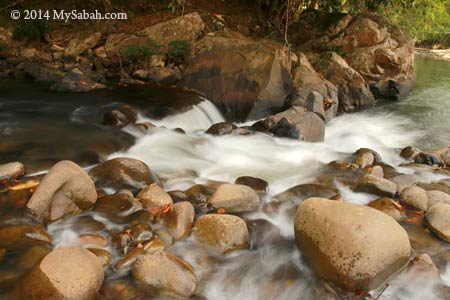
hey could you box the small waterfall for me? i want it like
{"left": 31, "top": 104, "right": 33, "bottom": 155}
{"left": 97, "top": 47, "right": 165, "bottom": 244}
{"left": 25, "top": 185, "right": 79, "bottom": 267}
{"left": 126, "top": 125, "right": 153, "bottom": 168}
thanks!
{"left": 137, "top": 98, "right": 225, "bottom": 132}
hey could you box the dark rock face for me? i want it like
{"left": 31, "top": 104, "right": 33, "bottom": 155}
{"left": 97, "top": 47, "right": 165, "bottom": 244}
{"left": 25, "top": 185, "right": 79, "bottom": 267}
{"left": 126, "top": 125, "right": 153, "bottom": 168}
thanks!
{"left": 50, "top": 68, "right": 106, "bottom": 92}
{"left": 179, "top": 31, "right": 293, "bottom": 121}
{"left": 89, "top": 157, "right": 159, "bottom": 191}
{"left": 103, "top": 105, "right": 138, "bottom": 128}
{"left": 205, "top": 122, "right": 237, "bottom": 136}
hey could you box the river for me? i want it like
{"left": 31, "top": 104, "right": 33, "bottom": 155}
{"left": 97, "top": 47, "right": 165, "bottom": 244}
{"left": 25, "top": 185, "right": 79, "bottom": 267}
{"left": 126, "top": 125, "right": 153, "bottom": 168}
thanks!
{"left": 1, "top": 56, "right": 450, "bottom": 299}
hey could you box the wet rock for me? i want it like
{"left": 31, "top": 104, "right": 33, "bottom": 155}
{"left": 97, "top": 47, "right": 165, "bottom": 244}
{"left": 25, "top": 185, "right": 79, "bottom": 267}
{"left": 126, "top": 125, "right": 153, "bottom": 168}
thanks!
{"left": 390, "top": 174, "right": 420, "bottom": 193}
{"left": 247, "top": 219, "right": 281, "bottom": 247}
{"left": 375, "top": 162, "right": 401, "bottom": 178}
{"left": 262, "top": 106, "right": 325, "bottom": 142}
{"left": 294, "top": 198, "right": 411, "bottom": 291}
{"left": 290, "top": 52, "right": 339, "bottom": 121}
{"left": 400, "top": 146, "right": 421, "bottom": 160}
{"left": 368, "top": 197, "right": 404, "bottom": 221}
{"left": 154, "top": 227, "right": 174, "bottom": 248}
{"left": 94, "top": 191, "right": 140, "bottom": 223}
{"left": 400, "top": 186, "right": 428, "bottom": 211}
{"left": 72, "top": 215, "right": 106, "bottom": 234}
{"left": 179, "top": 31, "right": 293, "bottom": 121}
{"left": 235, "top": 176, "right": 268, "bottom": 193}
{"left": 143, "top": 238, "right": 165, "bottom": 252}
{"left": 103, "top": 105, "right": 138, "bottom": 128}
{"left": 208, "top": 183, "right": 261, "bottom": 213}
{"left": 137, "top": 183, "right": 173, "bottom": 213}
{"left": 90, "top": 157, "right": 158, "bottom": 190}
{"left": 184, "top": 184, "right": 216, "bottom": 206}
{"left": 425, "top": 203, "right": 450, "bottom": 242}
{"left": 88, "top": 248, "right": 112, "bottom": 267}
{"left": 414, "top": 152, "right": 443, "bottom": 166}
{"left": 417, "top": 182, "right": 450, "bottom": 194}
{"left": 26, "top": 160, "right": 97, "bottom": 222}
{"left": 274, "top": 183, "right": 339, "bottom": 205}
{"left": 130, "top": 223, "right": 153, "bottom": 244}
{"left": 427, "top": 190, "right": 450, "bottom": 208}
{"left": 0, "top": 162, "right": 25, "bottom": 181}
{"left": 205, "top": 122, "right": 237, "bottom": 136}
{"left": 0, "top": 224, "right": 51, "bottom": 251}
{"left": 132, "top": 251, "right": 197, "bottom": 297}
{"left": 51, "top": 68, "right": 106, "bottom": 92}
{"left": 76, "top": 234, "right": 108, "bottom": 248}
{"left": 64, "top": 32, "right": 101, "bottom": 57}
{"left": 365, "top": 165, "right": 384, "bottom": 178}
{"left": 312, "top": 52, "right": 375, "bottom": 112}
{"left": 115, "top": 248, "right": 147, "bottom": 271}
{"left": 165, "top": 201, "right": 195, "bottom": 240}
{"left": 193, "top": 214, "right": 250, "bottom": 253}
{"left": 14, "top": 246, "right": 104, "bottom": 300}
{"left": 354, "top": 174, "right": 397, "bottom": 197}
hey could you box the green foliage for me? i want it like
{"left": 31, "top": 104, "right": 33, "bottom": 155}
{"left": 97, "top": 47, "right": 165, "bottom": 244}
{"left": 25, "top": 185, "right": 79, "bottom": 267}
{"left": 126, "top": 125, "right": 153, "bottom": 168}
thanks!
{"left": 122, "top": 41, "right": 161, "bottom": 62}
{"left": 383, "top": 0, "right": 450, "bottom": 43}
{"left": 167, "top": 40, "right": 190, "bottom": 63}
{"left": 167, "top": 0, "right": 184, "bottom": 13}
{"left": 12, "top": 20, "right": 49, "bottom": 41}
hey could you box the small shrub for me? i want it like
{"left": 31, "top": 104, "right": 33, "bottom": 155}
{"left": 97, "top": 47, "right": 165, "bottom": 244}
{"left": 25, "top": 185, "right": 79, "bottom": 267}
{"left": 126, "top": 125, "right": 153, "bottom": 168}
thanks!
{"left": 13, "top": 20, "right": 49, "bottom": 41}
{"left": 167, "top": 40, "right": 190, "bottom": 63}
{"left": 122, "top": 41, "right": 161, "bottom": 62}
{"left": 325, "top": 45, "right": 347, "bottom": 58}
{"left": 167, "top": 0, "right": 184, "bottom": 13}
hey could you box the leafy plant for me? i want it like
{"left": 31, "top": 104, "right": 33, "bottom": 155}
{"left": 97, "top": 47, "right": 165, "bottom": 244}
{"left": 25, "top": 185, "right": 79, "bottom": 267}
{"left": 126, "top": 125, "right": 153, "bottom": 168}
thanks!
{"left": 122, "top": 41, "right": 161, "bottom": 62}
{"left": 167, "top": 40, "right": 190, "bottom": 63}
{"left": 13, "top": 20, "right": 49, "bottom": 41}
{"left": 167, "top": 0, "right": 184, "bottom": 13}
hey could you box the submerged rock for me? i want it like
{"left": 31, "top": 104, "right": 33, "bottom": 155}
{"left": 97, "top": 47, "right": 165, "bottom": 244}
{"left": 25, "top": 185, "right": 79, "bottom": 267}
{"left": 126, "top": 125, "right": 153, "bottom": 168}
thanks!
{"left": 26, "top": 160, "right": 97, "bottom": 222}
{"left": 355, "top": 174, "right": 397, "bottom": 197}
{"left": 235, "top": 176, "right": 268, "bottom": 193}
{"left": 0, "top": 224, "right": 51, "bottom": 251}
{"left": 208, "top": 183, "right": 261, "bottom": 213}
{"left": 193, "top": 214, "right": 250, "bottom": 253}
{"left": 51, "top": 68, "right": 106, "bottom": 92}
{"left": 14, "top": 246, "right": 104, "bottom": 300}
{"left": 294, "top": 198, "right": 411, "bottom": 292}
{"left": 103, "top": 105, "right": 137, "bottom": 128}
{"left": 205, "top": 122, "right": 237, "bottom": 136}
{"left": 132, "top": 251, "right": 197, "bottom": 297}
{"left": 368, "top": 197, "right": 404, "bottom": 221}
{"left": 89, "top": 157, "right": 158, "bottom": 190}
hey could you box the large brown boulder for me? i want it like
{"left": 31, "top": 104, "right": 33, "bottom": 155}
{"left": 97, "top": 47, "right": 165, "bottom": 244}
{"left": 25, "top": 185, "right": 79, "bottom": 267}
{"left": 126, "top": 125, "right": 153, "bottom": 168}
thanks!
{"left": 14, "top": 246, "right": 104, "bottom": 300}
{"left": 89, "top": 157, "right": 158, "bottom": 190}
{"left": 26, "top": 161, "right": 97, "bottom": 223}
{"left": 295, "top": 14, "right": 415, "bottom": 100}
{"left": 312, "top": 51, "right": 375, "bottom": 112}
{"left": 165, "top": 201, "right": 195, "bottom": 240}
{"left": 294, "top": 198, "right": 411, "bottom": 292}
{"left": 192, "top": 214, "right": 249, "bottom": 253}
{"left": 290, "top": 52, "right": 339, "bottom": 121}
{"left": 256, "top": 106, "right": 325, "bottom": 142}
{"left": 208, "top": 183, "right": 261, "bottom": 213}
{"left": 132, "top": 251, "right": 197, "bottom": 297}
{"left": 105, "top": 12, "right": 204, "bottom": 56}
{"left": 179, "top": 31, "right": 294, "bottom": 121}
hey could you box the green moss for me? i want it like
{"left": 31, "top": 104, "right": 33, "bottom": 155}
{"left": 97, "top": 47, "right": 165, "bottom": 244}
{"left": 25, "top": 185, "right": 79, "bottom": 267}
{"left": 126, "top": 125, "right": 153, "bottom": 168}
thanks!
{"left": 122, "top": 41, "right": 161, "bottom": 62}
{"left": 167, "top": 40, "right": 190, "bottom": 63}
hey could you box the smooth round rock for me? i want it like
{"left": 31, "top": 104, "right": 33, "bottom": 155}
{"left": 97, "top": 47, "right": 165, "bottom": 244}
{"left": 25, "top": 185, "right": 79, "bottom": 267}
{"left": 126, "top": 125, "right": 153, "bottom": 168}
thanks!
{"left": 426, "top": 190, "right": 450, "bottom": 208}
{"left": 192, "top": 214, "right": 250, "bottom": 253}
{"left": 208, "top": 183, "right": 261, "bottom": 213}
{"left": 400, "top": 186, "right": 428, "bottom": 211}
{"left": 0, "top": 162, "right": 25, "bottom": 181}
{"left": 14, "top": 246, "right": 104, "bottom": 300}
{"left": 165, "top": 201, "right": 195, "bottom": 240}
{"left": 294, "top": 198, "right": 411, "bottom": 292}
{"left": 132, "top": 251, "right": 197, "bottom": 297}
{"left": 137, "top": 183, "right": 173, "bottom": 213}
{"left": 426, "top": 203, "right": 450, "bottom": 242}
{"left": 89, "top": 157, "right": 158, "bottom": 190}
{"left": 26, "top": 160, "right": 97, "bottom": 222}
{"left": 355, "top": 174, "right": 397, "bottom": 197}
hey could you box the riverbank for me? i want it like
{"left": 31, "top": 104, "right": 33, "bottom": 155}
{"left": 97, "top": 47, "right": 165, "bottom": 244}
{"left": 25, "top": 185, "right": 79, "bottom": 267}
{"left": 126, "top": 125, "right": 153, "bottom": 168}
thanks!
{"left": 415, "top": 48, "right": 450, "bottom": 62}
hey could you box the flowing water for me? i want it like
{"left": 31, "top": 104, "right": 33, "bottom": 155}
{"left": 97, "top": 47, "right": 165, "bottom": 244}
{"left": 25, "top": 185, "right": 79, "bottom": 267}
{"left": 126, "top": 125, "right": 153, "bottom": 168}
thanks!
{"left": 1, "top": 57, "right": 450, "bottom": 299}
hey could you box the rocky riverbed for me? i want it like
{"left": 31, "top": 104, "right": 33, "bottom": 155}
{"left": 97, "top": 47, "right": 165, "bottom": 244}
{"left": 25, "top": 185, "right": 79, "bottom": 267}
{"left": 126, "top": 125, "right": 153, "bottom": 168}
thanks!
{"left": 1, "top": 7, "right": 449, "bottom": 300}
